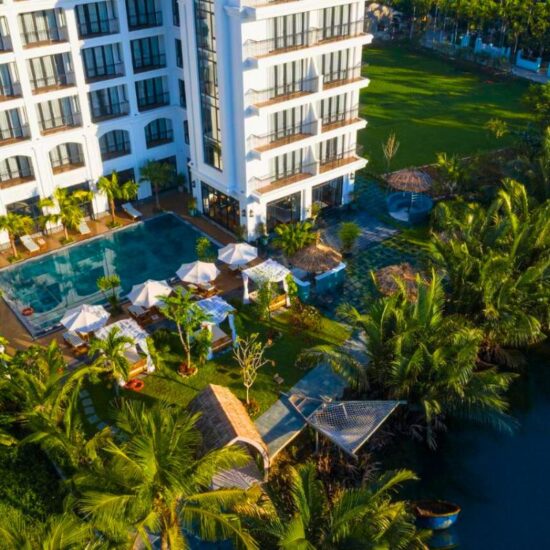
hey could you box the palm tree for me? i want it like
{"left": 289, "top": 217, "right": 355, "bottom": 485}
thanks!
{"left": 96, "top": 273, "right": 121, "bottom": 312}
{"left": 97, "top": 170, "right": 139, "bottom": 225}
{"left": 140, "top": 160, "right": 175, "bottom": 210}
{"left": 88, "top": 326, "right": 134, "bottom": 387}
{"left": 39, "top": 187, "right": 92, "bottom": 242}
{"left": 273, "top": 221, "right": 316, "bottom": 257}
{"left": 243, "top": 462, "right": 426, "bottom": 549}
{"left": 73, "top": 401, "right": 257, "bottom": 549}
{"left": 159, "top": 287, "right": 211, "bottom": 374}
{"left": 0, "top": 212, "right": 34, "bottom": 258}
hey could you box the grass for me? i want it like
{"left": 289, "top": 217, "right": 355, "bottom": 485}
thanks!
{"left": 359, "top": 44, "right": 533, "bottom": 172}
{"left": 87, "top": 307, "right": 350, "bottom": 422}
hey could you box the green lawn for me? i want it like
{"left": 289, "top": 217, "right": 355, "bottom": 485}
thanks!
{"left": 359, "top": 45, "right": 532, "bottom": 172}
{"left": 87, "top": 308, "right": 349, "bottom": 423}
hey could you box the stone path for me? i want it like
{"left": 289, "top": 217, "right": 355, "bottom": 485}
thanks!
{"left": 79, "top": 388, "right": 109, "bottom": 431}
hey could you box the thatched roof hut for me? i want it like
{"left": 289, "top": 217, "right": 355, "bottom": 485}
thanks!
{"left": 188, "top": 384, "right": 270, "bottom": 473}
{"left": 290, "top": 234, "right": 342, "bottom": 273}
{"left": 373, "top": 263, "right": 423, "bottom": 300}
{"left": 386, "top": 169, "right": 432, "bottom": 193}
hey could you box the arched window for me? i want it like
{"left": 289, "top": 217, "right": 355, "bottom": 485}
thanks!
{"left": 144, "top": 118, "right": 173, "bottom": 148}
{"left": 99, "top": 129, "right": 130, "bottom": 161}
{"left": 49, "top": 142, "right": 84, "bottom": 174}
{"left": 0, "top": 155, "right": 34, "bottom": 187}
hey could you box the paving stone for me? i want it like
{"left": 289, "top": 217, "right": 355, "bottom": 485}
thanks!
{"left": 97, "top": 422, "right": 108, "bottom": 430}
{"left": 81, "top": 398, "right": 93, "bottom": 406}
{"left": 84, "top": 405, "right": 95, "bottom": 414}
{"left": 88, "top": 414, "right": 99, "bottom": 423}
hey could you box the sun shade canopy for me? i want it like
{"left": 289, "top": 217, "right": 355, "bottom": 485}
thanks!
{"left": 217, "top": 242, "right": 258, "bottom": 266}
{"left": 61, "top": 304, "right": 110, "bottom": 334}
{"left": 242, "top": 259, "right": 290, "bottom": 283}
{"left": 127, "top": 279, "right": 172, "bottom": 308}
{"left": 196, "top": 296, "right": 234, "bottom": 325}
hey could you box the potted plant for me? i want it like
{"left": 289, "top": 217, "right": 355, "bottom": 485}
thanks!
{"left": 338, "top": 222, "right": 361, "bottom": 256}
{"left": 187, "top": 196, "right": 198, "bottom": 216}
{"left": 256, "top": 221, "right": 268, "bottom": 246}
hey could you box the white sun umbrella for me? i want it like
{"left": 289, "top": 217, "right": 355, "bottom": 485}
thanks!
{"left": 176, "top": 261, "right": 220, "bottom": 284}
{"left": 217, "top": 243, "right": 258, "bottom": 267}
{"left": 127, "top": 279, "right": 172, "bottom": 308}
{"left": 61, "top": 304, "right": 110, "bottom": 334}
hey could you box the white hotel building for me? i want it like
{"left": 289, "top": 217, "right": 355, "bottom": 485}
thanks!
{"left": 0, "top": 0, "right": 369, "bottom": 245}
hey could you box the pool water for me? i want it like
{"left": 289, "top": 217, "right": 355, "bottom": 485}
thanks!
{"left": 0, "top": 214, "right": 214, "bottom": 336}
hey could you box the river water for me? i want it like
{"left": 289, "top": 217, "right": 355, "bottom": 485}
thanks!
{"left": 384, "top": 343, "right": 550, "bottom": 549}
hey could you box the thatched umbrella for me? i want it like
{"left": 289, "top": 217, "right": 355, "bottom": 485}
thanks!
{"left": 290, "top": 234, "right": 342, "bottom": 274}
{"left": 386, "top": 169, "right": 432, "bottom": 193}
{"left": 374, "top": 263, "right": 422, "bottom": 300}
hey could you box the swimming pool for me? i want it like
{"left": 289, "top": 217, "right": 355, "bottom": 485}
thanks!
{"left": 0, "top": 214, "right": 217, "bottom": 336}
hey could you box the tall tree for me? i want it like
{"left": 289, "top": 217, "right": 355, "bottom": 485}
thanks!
{"left": 97, "top": 170, "right": 139, "bottom": 225}
{"left": 140, "top": 161, "right": 175, "bottom": 210}
{"left": 0, "top": 212, "right": 34, "bottom": 258}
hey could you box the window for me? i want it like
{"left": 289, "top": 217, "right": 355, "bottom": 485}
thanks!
{"left": 183, "top": 120, "right": 189, "bottom": 144}
{"left": 175, "top": 39, "right": 183, "bottom": 68}
{"left": 76, "top": 1, "right": 119, "bottom": 37}
{"left": 320, "top": 93, "right": 349, "bottom": 121}
{"left": 82, "top": 44, "right": 124, "bottom": 81}
{"left": 322, "top": 50, "right": 351, "bottom": 83}
{"left": 49, "top": 143, "right": 84, "bottom": 173}
{"left": 18, "top": 10, "right": 67, "bottom": 46}
{"left": 319, "top": 4, "right": 352, "bottom": 40}
{"left": 271, "top": 13, "right": 307, "bottom": 50}
{"left": 178, "top": 79, "right": 186, "bottom": 108}
{"left": 312, "top": 177, "right": 343, "bottom": 208}
{"left": 201, "top": 182, "right": 240, "bottom": 233}
{"left": 89, "top": 85, "right": 129, "bottom": 121}
{"left": 272, "top": 60, "right": 306, "bottom": 97}
{"left": 36, "top": 96, "right": 81, "bottom": 134}
{"left": 131, "top": 36, "right": 165, "bottom": 72}
{"left": 0, "top": 156, "right": 34, "bottom": 185}
{"left": 99, "top": 129, "right": 131, "bottom": 160}
{"left": 135, "top": 76, "right": 169, "bottom": 111}
{"left": 27, "top": 53, "right": 74, "bottom": 92}
{"left": 0, "top": 108, "right": 28, "bottom": 142}
{"left": 0, "top": 63, "right": 20, "bottom": 97}
{"left": 266, "top": 192, "right": 301, "bottom": 231}
{"left": 6, "top": 197, "right": 41, "bottom": 232}
{"left": 0, "top": 17, "right": 12, "bottom": 52}
{"left": 145, "top": 118, "right": 173, "bottom": 148}
{"left": 172, "top": 0, "right": 180, "bottom": 26}
{"left": 125, "top": 0, "right": 162, "bottom": 30}
{"left": 270, "top": 106, "right": 306, "bottom": 141}
{"left": 272, "top": 149, "right": 304, "bottom": 180}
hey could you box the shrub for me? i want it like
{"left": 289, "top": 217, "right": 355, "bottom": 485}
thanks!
{"left": 338, "top": 222, "right": 361, "bottom": 253}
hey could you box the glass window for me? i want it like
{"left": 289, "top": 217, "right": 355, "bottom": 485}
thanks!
{"left": 99, "top": 129, "right": 131, "bottom": 160}
{"left": 312, "top": 177, "right": 343, "bottom": 208}
{"left": 201, "top": 182, "right": 240, "bottom": 232}
{"left": 76, "top": 1, "right": 118, "bottom": 37}
{"left": 266, "top": 192, "right": 301, "bottom": 231}
{"left": 131, "top": 36, "right": 165, "bottom": 72}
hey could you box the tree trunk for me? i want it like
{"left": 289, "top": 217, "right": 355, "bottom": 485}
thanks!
{"left": 110, "top": 198, "right": 116, "bottom": 224}
{"left": 64, "top": 225, "right": 69, "bottom": 241}
{"left": 154, "top": 183, "right": 160, "bottom": 210}
{"left": 246, "top": 386, "right": 250, "bottom": 405}
{"left": 9, "top": 235, "right": 17, "bottom": 257}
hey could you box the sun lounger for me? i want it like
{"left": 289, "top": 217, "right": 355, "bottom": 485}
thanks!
{"left": 63, "top": 331, "right": 88, "bottom": 355}
{"left": 20, "top": 235, "right": 39, "bottom": 253}
{"left": 273, "top": 373, "right": 284, "bottom": 385}
{"left": 78, "top": 220, "right": 91, "bottom": 235}
{"left": 198, "top": 282, "right": 217, "bottom": 298}
{"left": 122, "top": 202, "right": 142, "bottom": 220}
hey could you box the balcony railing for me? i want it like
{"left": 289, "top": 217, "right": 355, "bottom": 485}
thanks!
{"left": 128, "top": 11, "right": 163, "bottom": 30}
{"left": 323, "top": 65, "right": 362, "bottom": 88}
{"left": 321, "top": 106, "right": 360, "bottom": 131}
{"left": 137, "top": 91, "right": 169, "bottom": 111}
{"left": 0, "top": 124, "right": 30, "bottom": 144}
{"left": 244, "top": 20, "right": 364, "bottom": 59}
{"left": 90, "top": 100, "right": 130, "bottom": 122}
{"left": 0, "top": 81, "right": 22, "bottom": 100}
{"left": 22, "top": 26, "right": 68, "bottom": 47}
{"left": 40, "top": 112, "right": 82, "bottom": 134}
{"left": 246, "top": 76, "right": 318, "bottom": 107}
{"left": 78, "top": 18, "right": 120, "bottom": 38}
{"left": 146, "top": 129, "right": 174, "bottom": 148}
{"left": 0, "top": 171, "right": 34, "bottom": 189}
{"left": 319, "top": 145, "right": 363, "bottom": 173}
{"left": 242, "top": 0, "right": 300, "bottom": 6}
{"left": 250, "top": 160, "right": 317, "bottom": 192}
{"left": 84, "top": 62, "right": 125, "bottom": 82}
{"left": 51, "top": 157, "right": 85, "bottom": 174}
{"left": 101, "top": 141, "right": 131, "bottom": 161}
{"left": 31, "top": 72, "right": 75, "bottom": 93}
{"left": 0, "top": 35, "right": 12, "bottom": 52}
{"left": 133, "top": 53, "right": 167, "bottom": 73}
{"left": 248, "top": 120, "right": 316, "bottom": 152}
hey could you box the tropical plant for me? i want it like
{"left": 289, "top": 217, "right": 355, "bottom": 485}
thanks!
{"left": 140, "top": 160, "right": 175, "bottom": 210}
{"left": 96, "top": 273, "right": 121, "bottom": 312}
{"left": 243, "top": 461, "right": 426, "bottom": 549}
{"left": 97, "top": 171, "right": 139, "bottom": 226}
{"left": 273, "top": 221, "right": 315, "bottom": 257}
{"left": 159, "top": 287, "right": 211, "bottom": 373}
{"left": 485, "top": 118, "right": 509, "bottom": 140}
{"left": 434, "top": 152, "right": 467, "bottom": 197}
{"left": 382, "top": 132, "right": 400, "bottom": 172}
{"left": 88, "top": 326, "right": 134, "bottom": 387}
{"left": 255, "top": 281, "right": 276, "bottom": 324}
{"left": 233, "top": 334, "right": 269, "bottom": 407}
{"left": 0, "top": 212, "right": 34, "bottom": 258}
{"left": 39, "top": 187, "right": 92, "bottom": 242}
{"left": 196, "top": 236, "right": 215, "bottom": 261}
{"left": 523, "top": 82, "right": 550, "bottom": 128}
{"left": 73, "top": 401, "right": 256, "bottom": 549}
{"left": 338, "top": 221, "right": 361, "bottom": 254}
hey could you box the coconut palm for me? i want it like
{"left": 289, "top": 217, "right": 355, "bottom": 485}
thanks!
{"left": 273, "top": 221, "right": 316, "bottom": 257}
{"left": 140, "top": 160, "right": 175, "bottom": 210}
{"left": 97, "top": 170, "right": 139, "bottom": 225}
{"left": 73, "top": 400, "right": 257, "bottom": 549}
{"left": 88, "top": 326, "right": 134, "bottom": 386}
{"left": 96, "top": 273, "right": 121, "bottom": 312}
{"left": 243, "top": 462, "right": 425, "bottom": 549}
{"left": 0, "top": 212, "right": 34, "bottom": 258}
{"left": 39, "top": 187, "right": 92, "bottom": 241}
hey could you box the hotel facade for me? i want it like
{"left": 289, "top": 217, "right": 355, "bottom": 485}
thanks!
{"left": 0, "top": 0, "right": 369, "bottom": 245}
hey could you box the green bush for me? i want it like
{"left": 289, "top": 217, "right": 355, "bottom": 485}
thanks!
{"left": 338, "top": 222, "right": 361, "bottom": 253}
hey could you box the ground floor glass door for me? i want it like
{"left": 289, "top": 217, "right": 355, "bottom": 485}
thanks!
{"left": 266, "top": 191, "right": 301, "bottom": 231}
{"left": 312, "top": 177, "right": 343, "bottom": 209}
{"left": 201, "top": 181, "right": 240, "bottom": 233}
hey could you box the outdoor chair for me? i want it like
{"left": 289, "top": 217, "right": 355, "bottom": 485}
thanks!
{"left": 122, "top": 202, "right": 142, "bottom": 220}
{"left": 78, "top": 220, "right": 92, "bottom": 235}
{"left": 63, "top": 331, "right": 88, "bottom": 356}
{"left": 20, "top": 235, "right": 40, "bottom": 254}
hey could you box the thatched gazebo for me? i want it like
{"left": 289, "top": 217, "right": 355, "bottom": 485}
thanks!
{"left": 188, "top": 384, "right": 270, "bottom": 480}
{"left": 290, "top": 234, "right": 342, "bottom": 274}
{"left": 373, "top": 263, "right": 423, "bottom": 300}
{"left": 385, "top": 169, "right": 434, "bottom": 224}
{"left": 386, "top": 169, "right": 432, "bottom": 193}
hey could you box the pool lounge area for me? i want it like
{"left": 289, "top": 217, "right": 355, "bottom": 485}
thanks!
{"left": 0, "top": 214, "right": 220, "bottom": 337}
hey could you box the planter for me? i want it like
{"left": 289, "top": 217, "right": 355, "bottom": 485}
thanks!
{"left": 178, "top": 362, "right": 197, "bottom": 377}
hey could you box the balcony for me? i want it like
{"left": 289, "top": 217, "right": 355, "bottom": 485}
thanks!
{"left": 246, "top": 76, "right": 318, "bottom": 108}
{"left": 0, "top": 35, "right": 12, "bottom": 52}
{"left": 319, "top": 146, "right": 363, "bottom": 173}
{"left": 22, "top": 27, "right": 68, "bottom": 48}
{"left": 244, "top": 20, "right": 365, "bottom": 59}
{"left": 323, "top": 65, "right": 363, "bottom": 90}
{"left": 51, "top": 157, "right": 85, "bottom": 174}
{"left": 146, "top": 129, "right": 174, "bottom": 148}
{"left": 127, "top": 11, "right": 163, "bottom": 30}
{"left": 40, "top": 113, "right": 82, "bottom": 135}
{"left": 91, "top": 100, "right": 130, "bottom": 122}
{"left": 0, "top": 172, "right": 34, "bottom": 189}
{"left": 133, "top": 54, "right": 167, "bottom": 74}
{"left": 251, "top": 160, "right": 317, "bottom": 194}
{"left": 321, "top": 106, "right": 361, "bottom": 133}
{"left": 0, "top": 81, "right": 22, "bottom": 101}
{"left": 0, "top": 124, "right": 30, "bottom": 146}
{"left": 101, "top": 141, "right": 131, "bottom": 161}
{"left": 85, "top": 62, "right": 125, "bottom": 83}
{"left": 31, "top": 72, "right": 75, "bottom": 94}
{"left": 78, "top": 18, "right": 120, "bottom": 39}
{"left": 137, "top": 91, "right": 169, "bottom": 111}
{"left": 242, "top": 0, "right": 300, "bottom": 5}
{"left": 248, "top": 120, "right": 316, "bottom": 153}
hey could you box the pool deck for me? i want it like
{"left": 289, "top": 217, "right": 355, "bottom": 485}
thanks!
{"left": 0, "top": 190, "right": 243, "bottom": 356}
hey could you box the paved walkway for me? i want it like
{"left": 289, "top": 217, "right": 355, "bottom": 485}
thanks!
{"left": 255, "top": 364, "right": 347, "bottom": 459}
